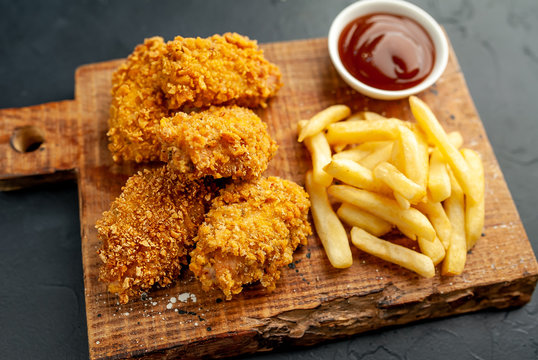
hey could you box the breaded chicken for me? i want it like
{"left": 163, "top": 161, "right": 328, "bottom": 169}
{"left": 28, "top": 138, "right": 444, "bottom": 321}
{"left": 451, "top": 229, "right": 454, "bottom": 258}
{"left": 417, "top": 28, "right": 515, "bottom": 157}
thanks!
{"left": 108, "top": 33, "right": 282, "bottom": 163}
{"left": 108, "top": 37, "right": 169, "bottom": 163}
{"left": 189, "top": 177, "right": 311, "bottom": 299}
{"left": 96, "top": 166, "right": 220, "bottom": 304}
{"left": 159, "top": 106, "right": 277, "bottom": 181}
{"left": 161, "top": 33, "right": 282, "bottom": 110}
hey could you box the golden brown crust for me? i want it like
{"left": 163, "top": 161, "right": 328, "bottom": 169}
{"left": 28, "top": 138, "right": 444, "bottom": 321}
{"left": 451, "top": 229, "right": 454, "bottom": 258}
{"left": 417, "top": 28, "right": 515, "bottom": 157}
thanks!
{"left": 108, "top": 37, "right": 169, "bottom": 163}
{"left": 189, "top": 177, "right": 312, "bottom": 299}
{"left": 159, "top": 106, "right": 278, "bottom": 181}
{"left": 108, "top": 33, "right": 282, "bottom": 163}
{"left": 96, "top": 166, "right": 219, "bottom": 304}
{"left": 161, "top": 33, "right": 282, "bottom": 109}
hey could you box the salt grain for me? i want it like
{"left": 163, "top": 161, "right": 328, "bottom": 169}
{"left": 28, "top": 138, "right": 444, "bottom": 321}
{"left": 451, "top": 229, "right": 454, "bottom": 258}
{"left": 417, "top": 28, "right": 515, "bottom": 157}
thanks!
{"left": 166, "top": 303, "right": 173, "bottom": 310}
{"left": 178, "top": 292, "right": 197, "bottom": 303}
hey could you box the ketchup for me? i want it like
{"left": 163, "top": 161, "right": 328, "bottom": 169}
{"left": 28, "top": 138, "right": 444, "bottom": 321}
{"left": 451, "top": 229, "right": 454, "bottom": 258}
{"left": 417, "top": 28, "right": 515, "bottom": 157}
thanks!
{"left": 338, "top": 13, "right": 435, "bottom": 91}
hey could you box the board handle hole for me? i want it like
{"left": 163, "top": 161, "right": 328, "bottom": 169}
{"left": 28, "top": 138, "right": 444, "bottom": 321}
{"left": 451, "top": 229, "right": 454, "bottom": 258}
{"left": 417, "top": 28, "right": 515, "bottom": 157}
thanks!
{"left": 10, "top": 126, "right": 45, "bottom": 153}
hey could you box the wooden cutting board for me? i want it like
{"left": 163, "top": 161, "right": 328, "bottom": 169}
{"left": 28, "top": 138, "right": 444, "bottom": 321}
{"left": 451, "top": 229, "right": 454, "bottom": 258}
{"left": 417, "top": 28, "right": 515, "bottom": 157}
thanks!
{"left": 0, "top": 37, "right": 537, "bottom": 360}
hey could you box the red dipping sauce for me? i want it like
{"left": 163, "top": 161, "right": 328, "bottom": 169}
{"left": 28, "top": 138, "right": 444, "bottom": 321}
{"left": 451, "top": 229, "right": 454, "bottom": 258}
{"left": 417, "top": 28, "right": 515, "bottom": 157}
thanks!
{"left": 338, "top": 13, "right": 435, "bottom": 91}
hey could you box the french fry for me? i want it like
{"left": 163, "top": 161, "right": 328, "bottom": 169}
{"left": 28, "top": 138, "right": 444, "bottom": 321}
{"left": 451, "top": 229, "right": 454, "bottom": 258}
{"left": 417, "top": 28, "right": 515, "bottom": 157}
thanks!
{"left": 298, "top": 105, "right": 351, "bottom": 142}
{"left": 413, "top": 127, "right": 430, "bottom": 191}
{"left": 448, "top": 131, "right": 463, "bottom": 149}
{"left": 398, "top": 125, "right": 425, "bottom": 190}
{"left": 409, "top": 96, "right": 478, "bottom": 202}
{"left": 326, "top": 119, "right": 400, "bottom": 145}
{"left": 350, "top": 227, "right": 435, "bottom": 278}
{"left": 425, "top": 130, "right": 463, "bottom": 149}
{"left": 414, "top": 199, "right": 452, "bottom": 250}
{"left": 324, "top": 158, "right": 390, "bottom": 194}
{"left": 328, "top": 185, "right": 436, "bottom": 242}
{"left": 305, "top": 171, "right": 353, "bottom": 268}
{"left": 428, "top": 148, "right": 451, "bottom": 202}
{"left": 352, "top": 111, "right": 388, "bottom": 121}
{"left": 357, "top": 142, "right": 394, "bottom": 169}
{"left": 395, "top": 222, "right": 417, "bottom": 240}
{"left": 462, "top": 148, "right": 485, "bottom": 250}
{"left": 344, "top": 112, "right": 366, "bottom": 122}
{"left": 391, "top": 138, "right": 405, "bottom": 171}
{"left": 337, "top": 203, "right": 393, "bottom": 237}
{"left": 332, "top": 141, "right": 391, "bottom": 162}
{"left": 297, "top": 120, "right": 308, "bottom": 130}
{"left": 298, "top": 120, "right": 333, "bottom": 186}
{"left": 333, "top": 111, "right": 362, "bottom": 152}
{"left": 332, "top": 146, "right": 367, "bottom": 161}
{"left": 357, "top": 141, "right": 393, "bottom": 152}
{"left": 389, "top": 130, "right": 427, "bottom": 195}
{"left": 441, "top": 171, "right": 467, "bottom": 276}
{"left": 394, "top": 192, "right": 411, "bottom": 210}
{"left": 332, "top": 143, "right": 347, "bottom": 153}
{"left": 373, "top": 162, "right": 426, "bottom": 203}
{"left": 334, "top": 113, "right": 391, "bottom": 152}
{"left": 418, "top": 236, "right": 446, "bottom": 266}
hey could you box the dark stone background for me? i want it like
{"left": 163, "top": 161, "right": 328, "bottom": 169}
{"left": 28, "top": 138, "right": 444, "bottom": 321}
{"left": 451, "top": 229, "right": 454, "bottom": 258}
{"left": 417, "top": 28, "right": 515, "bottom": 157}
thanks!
{"left": 1, "top": 0, "right": 537, "bottom": 359}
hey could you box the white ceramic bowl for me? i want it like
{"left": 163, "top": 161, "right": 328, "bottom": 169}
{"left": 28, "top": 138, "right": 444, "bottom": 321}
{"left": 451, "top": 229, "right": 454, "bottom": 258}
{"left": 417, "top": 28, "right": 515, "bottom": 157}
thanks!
{"left": 328, "top": 0, "right": 448, "bottom": 100}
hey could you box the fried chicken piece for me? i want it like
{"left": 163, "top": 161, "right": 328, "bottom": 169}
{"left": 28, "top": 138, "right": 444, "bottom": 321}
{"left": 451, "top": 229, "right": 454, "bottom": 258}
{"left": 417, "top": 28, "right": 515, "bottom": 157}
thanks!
{"left": 108, "top": 33, "right": 282, "bottom": 163}
{"left": 96, "top": 166, "right": 219, "bottom": 304}
{"left": 108, "top": 37, "right": 169, "bottom": 163}
{"left": 159, "top": 106, "right": 277, "bottom": 181}
{"left": 189, "top": 177, "right": 312, "bottom": 299}
{"left": 161, "top": 32, "right": 282, "bottom": 110}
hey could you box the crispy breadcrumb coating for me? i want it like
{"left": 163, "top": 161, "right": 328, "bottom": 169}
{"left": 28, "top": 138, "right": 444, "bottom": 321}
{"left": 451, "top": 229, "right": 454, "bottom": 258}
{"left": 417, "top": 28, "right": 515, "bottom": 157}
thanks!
{"left": 96, "top": 166, "right": 219, "bottom": 304}
{"left": 108, "top": 33, "right": 282, "bottom": 163}
{"left": 108, "top": 37, "right": 169, "bottom": 163}
{"left": 189, "top": 177, "right": 312, "bottom": 300}
{"left": 159, "top": 106, "right": 277, "bottom": 181}
{"left": 161, "top": 33, "right": 282, "bottom": 110}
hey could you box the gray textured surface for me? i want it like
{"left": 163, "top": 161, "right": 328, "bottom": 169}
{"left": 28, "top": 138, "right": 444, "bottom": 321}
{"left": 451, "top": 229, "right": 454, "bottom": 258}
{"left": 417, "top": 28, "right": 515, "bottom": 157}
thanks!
{"left": 0, "top": 0, "right": 537, "bottom": 359}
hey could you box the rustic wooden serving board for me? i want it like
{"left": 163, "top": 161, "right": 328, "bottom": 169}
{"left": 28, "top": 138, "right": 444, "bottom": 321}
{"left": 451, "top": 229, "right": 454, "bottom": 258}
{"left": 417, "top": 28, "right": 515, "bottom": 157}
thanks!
{"left": 0, "top": 37, "right": 537, "bottom": 359}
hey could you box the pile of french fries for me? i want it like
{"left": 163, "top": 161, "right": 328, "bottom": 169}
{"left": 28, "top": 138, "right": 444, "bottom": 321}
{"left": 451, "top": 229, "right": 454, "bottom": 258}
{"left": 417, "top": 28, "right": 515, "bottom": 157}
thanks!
{"left": 298, "top": 96, "right": 485, "bottom": 278}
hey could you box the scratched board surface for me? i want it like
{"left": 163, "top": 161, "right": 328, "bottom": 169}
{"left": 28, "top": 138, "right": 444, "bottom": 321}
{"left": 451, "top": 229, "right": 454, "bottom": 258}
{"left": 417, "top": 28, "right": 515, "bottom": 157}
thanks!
{"left": 0, "top": 37, "right": 536, "bottom": 360}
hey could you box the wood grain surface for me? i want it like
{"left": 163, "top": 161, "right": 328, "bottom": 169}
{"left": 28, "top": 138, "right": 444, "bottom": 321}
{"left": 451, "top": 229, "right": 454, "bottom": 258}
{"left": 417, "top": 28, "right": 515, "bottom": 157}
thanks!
{"left": 0, "top": 37, "right": 537, "bottom": 360}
